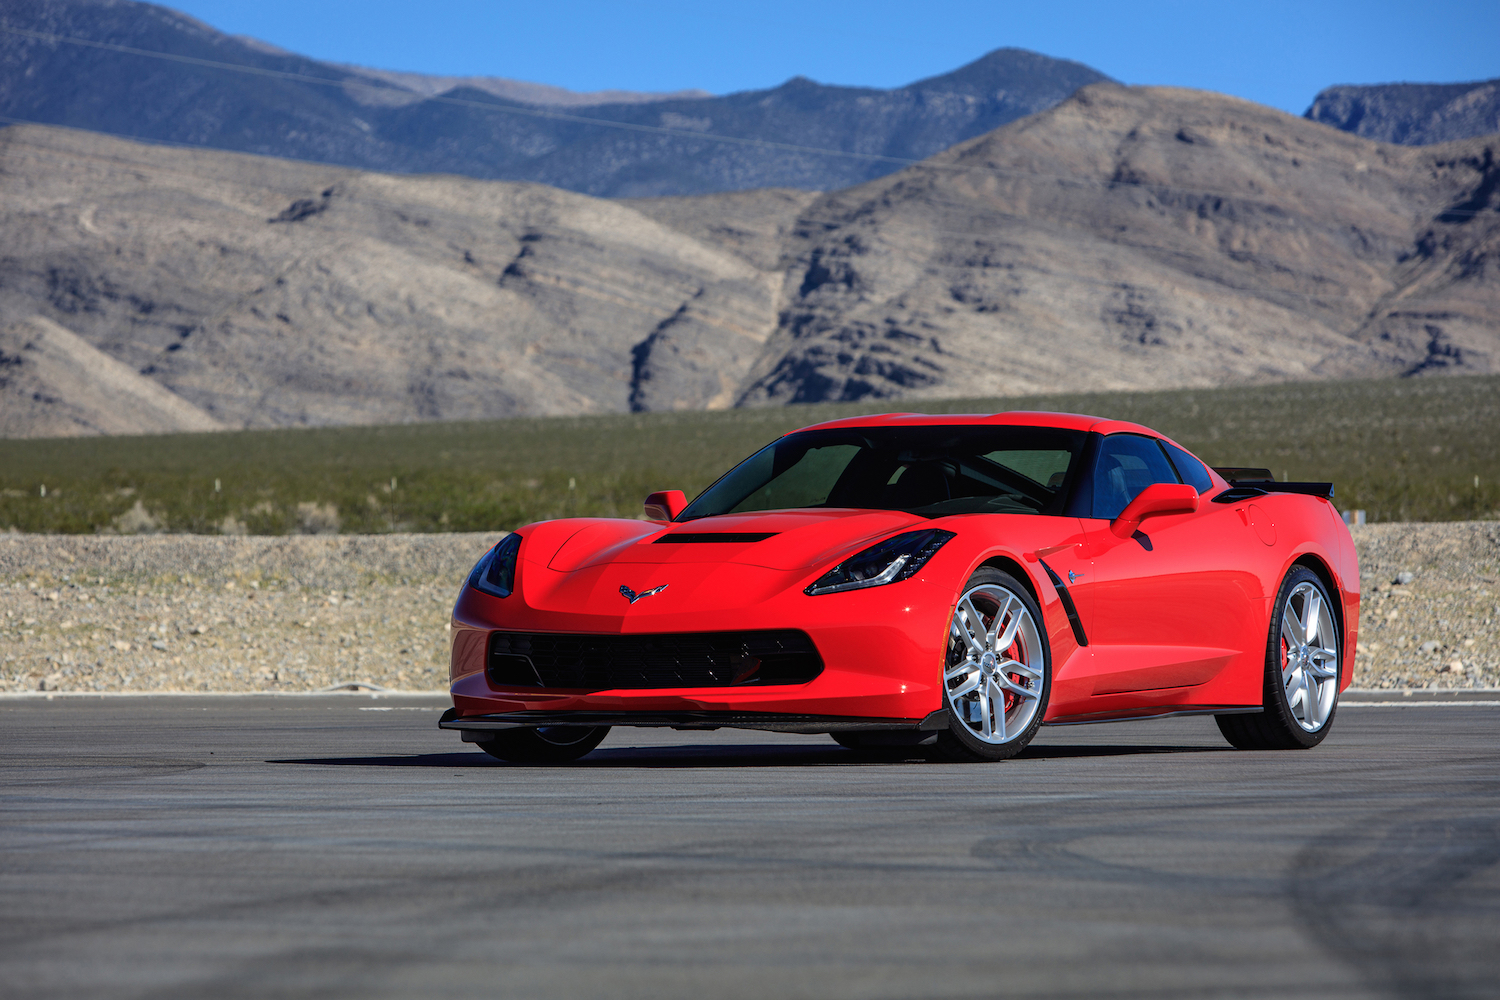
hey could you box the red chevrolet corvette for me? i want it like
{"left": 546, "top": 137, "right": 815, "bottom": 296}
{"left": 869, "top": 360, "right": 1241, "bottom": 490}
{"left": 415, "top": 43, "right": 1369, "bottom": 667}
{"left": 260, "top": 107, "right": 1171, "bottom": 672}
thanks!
{"left": 440, "top": 411, "right": 1358, "bottom": 762}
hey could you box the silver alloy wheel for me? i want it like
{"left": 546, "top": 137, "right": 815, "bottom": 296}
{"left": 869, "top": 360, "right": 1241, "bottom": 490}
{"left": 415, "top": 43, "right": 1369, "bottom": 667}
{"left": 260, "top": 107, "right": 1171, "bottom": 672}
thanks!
{"left": 945, "top": 583, "right": 1045, "bottom": 744}
{"left": 1279, "top": 580, "right": 1339, "bottom": 731}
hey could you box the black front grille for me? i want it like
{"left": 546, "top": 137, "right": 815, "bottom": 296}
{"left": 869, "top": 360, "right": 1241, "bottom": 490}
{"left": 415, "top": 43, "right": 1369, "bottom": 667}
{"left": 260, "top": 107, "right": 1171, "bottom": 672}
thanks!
{"left": 487, "top": 630, "right": 823, "bottom": 690}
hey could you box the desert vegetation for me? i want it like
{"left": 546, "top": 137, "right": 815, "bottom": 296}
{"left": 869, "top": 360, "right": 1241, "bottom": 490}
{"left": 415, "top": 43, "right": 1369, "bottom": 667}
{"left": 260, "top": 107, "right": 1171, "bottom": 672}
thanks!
{"left": 1, "top": 375, "right": 1496, "bottom": 535}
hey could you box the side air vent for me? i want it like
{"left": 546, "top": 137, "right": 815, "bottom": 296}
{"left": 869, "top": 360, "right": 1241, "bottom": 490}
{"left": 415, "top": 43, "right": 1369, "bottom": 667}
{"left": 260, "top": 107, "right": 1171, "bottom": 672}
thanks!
{"left": 1213, "top": 467, "right": 1275, "bottom": 483}
{"left": 1212, "top": 486, "right": 1269, "bottom": 504}
{"left": 1212, "top": 482, "right": 1334, "bottom": 503}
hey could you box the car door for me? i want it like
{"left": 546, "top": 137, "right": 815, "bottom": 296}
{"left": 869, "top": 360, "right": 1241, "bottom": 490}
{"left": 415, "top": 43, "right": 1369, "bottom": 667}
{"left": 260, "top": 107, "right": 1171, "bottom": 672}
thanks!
{"left": 1074, "top": 433, "right": 1264, "bottom": 697}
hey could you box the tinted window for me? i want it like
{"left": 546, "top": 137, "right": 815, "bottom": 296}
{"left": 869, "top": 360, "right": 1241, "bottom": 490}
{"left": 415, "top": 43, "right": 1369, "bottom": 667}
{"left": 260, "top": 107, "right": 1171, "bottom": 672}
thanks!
{"left": 1162, "top": 441, "right": 1214, "bottom": 494}
{"left": 1091, "top": 434, "right": 1180, "bottom": 520}
{"left": 729, "top": 443, "right": 859, "bottom": 513}
{"left": 984, "top": 448, "right": 1075, "bottom": 489}
{"left": 680, "top": 425, "right": 1089, "bottom": 520}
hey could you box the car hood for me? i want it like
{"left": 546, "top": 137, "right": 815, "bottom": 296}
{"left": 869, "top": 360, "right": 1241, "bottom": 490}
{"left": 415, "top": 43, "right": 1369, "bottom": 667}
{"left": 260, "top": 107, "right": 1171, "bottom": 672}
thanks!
{"left": 529, "top": 509, "right": 928, "bottom": 575}
{"left": 496, "top": 508, "right": 938, "bottom": 627}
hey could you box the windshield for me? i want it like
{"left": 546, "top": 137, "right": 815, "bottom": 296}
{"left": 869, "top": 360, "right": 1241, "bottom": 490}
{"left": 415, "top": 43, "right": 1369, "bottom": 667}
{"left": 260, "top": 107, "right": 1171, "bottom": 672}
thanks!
{"left": 679, "top": 425, "right": 1088, "bottom": 520}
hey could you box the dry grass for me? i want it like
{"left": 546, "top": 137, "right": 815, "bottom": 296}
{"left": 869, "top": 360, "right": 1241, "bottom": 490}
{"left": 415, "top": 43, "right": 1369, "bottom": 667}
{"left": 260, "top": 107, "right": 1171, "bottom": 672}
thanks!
{"left": 1, "top": 375, "right": 1497, "bottom": 534}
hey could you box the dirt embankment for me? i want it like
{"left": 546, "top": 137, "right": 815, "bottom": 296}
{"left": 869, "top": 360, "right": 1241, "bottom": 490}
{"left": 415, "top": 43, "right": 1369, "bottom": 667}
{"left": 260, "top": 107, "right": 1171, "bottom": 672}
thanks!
{"left": 1351, "top": 521, "right": 1499, "bottom": 688}
{"left": 1, "top": 524, "right": 1496, "bottom": 694}
{"left": 0, "top": 533, "right": 503, "bottom": 694}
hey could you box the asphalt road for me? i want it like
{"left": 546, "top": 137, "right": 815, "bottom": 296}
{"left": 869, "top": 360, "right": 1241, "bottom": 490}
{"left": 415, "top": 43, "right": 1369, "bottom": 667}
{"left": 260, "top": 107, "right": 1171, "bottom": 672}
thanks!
{"left": 3, "top": 696, "right": 1497, "bottom": 1000}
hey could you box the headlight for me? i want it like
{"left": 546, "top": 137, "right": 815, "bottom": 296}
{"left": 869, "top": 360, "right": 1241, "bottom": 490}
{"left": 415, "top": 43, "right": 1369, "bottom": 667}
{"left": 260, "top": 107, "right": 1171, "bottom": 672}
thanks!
{"left": 805, "top": 529, "right": 955, "bottom": 596}
{"left": 467, "top": 533, "right": 522, "bottom": 598}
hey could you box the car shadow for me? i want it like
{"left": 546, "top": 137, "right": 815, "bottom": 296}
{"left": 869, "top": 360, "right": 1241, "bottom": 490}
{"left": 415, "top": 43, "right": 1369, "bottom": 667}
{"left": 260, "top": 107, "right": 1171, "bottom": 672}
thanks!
{"left": 1020, "top": 743, "right": 1230, "bottom": 758}
{"left": 269, "top": 741, "right": 1227, "bottom": 769}
{"left": 272, "top": 747, "right": 873, "bottom": 769}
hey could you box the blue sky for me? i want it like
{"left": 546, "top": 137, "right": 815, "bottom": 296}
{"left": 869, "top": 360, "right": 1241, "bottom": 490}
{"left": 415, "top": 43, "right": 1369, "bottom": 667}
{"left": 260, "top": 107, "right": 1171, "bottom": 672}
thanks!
{"left": 168, "top": 0, "right": 1499, "bottom": 115}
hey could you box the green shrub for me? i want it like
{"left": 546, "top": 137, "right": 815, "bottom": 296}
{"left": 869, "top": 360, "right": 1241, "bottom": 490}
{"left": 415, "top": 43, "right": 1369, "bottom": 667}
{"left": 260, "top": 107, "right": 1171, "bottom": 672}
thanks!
{"left": 2, "top": 375, "right": 1495, "bottom": 533}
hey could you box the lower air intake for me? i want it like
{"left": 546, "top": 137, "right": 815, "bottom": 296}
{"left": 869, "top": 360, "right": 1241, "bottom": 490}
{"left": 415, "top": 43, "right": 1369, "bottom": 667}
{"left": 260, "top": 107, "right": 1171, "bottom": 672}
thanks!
{"left": 487, "top": 630, "right": 823, "bottom": 689}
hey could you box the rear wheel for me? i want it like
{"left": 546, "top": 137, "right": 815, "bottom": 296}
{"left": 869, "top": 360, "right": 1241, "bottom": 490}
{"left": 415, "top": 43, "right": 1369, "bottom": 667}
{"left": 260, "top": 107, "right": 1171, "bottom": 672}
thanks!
{"left": 1217, "top": 566, "right": 1340, "bottom": 750}
{"left": 477, "top": 726, "right": 610, "bottom": 763}
{"left": 932, "top": 569, "right": 1050, "bottom": 762}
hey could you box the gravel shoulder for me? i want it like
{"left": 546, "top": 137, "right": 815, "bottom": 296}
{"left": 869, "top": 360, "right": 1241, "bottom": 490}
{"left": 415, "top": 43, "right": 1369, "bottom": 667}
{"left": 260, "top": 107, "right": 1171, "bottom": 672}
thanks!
{"left": 1, "top": 523, "right": 1496, "bottom": 694}
{"left": 0, "top": 533, "right": 503, "bottom": 694}
{"left": 1351, "top": 521, "right": 1500, "bottom": 689}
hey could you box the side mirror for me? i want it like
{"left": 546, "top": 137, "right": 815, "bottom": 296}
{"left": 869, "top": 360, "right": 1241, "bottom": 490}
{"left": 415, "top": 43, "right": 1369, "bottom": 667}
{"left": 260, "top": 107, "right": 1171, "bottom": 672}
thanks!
{"left": 643, "top": 490, "right": 687, "bottom": 522}
{"left": 1111, "top": 482, "right": 1198, "bottom": 537}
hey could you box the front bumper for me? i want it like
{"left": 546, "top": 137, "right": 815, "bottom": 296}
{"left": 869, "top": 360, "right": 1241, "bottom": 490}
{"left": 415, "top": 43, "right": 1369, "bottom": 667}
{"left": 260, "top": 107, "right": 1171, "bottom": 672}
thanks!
{"left": 446, "top": 571, "right": 961, "bottom": 724}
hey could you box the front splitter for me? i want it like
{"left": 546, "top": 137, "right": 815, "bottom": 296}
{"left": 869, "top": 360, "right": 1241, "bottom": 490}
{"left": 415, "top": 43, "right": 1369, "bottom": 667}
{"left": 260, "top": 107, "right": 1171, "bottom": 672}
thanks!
{"left": 439, "top": 706, "right": 950, "bottom": 736}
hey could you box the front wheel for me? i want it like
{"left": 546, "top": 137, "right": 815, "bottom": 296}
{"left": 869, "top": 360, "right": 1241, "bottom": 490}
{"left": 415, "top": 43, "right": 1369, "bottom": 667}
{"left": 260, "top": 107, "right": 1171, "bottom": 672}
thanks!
{"left": 1217, "top": 566, "right": 1340, "bottom": 750}
{"left": 932, "top": 569, "right": 1050, "bottom": 762}
{"left": 830, "top": 731, "right": 934, "bottom": 758}
{"left": 477, "top": 726, "right": 610, "bottom": 763}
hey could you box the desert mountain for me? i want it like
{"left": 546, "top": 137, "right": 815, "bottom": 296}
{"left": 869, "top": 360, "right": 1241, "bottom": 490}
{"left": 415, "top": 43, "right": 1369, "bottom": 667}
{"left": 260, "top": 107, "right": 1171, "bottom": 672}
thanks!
{"left": 0, "top": 315, "right": 222, "bottom": 436}
{"left": 0, "top": 123, "right": 811, "bottom": 430}
{"left": 732, "top": 84, "right": 1500, "bottom": 404}
{"left": 0, "top": 0, "right": 1111, "bottom": 196}
{"left": 327, "top": 64, "right": 709, "bottom": 109}
{"left": 1, "top": 83, "right": 1497, "bottom": 437}
{"left": 1306, "top": 79, "right": 1500, "bottom": 146}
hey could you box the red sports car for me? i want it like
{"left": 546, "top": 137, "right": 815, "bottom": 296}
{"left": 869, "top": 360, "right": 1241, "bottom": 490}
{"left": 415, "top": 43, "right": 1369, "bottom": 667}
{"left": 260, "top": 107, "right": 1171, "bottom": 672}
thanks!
{"left": 440, "top": 411, "right": 1358, "bottom": 762}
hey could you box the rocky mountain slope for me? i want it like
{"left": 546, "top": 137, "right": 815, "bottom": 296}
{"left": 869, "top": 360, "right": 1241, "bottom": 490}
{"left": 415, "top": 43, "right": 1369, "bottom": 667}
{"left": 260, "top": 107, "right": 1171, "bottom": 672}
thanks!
{"left": 1306, "top": 78, "right": 1500, "bottom": 145}
{"left": 732, "top": 84, "right": 1500, "bottom": 404}
{"left": 0, "top": 123, "right": 803, "bottom": 428}
{"left": 329, "top": 64, "right": 709, "bottom": 109}
{"left": 0, "top": 315, "right": 222, "bottom": 435}
{"left": 0, "top": 0, "right": 1110, "bottom": 196}
{"left": 1, "top": 82, "right": 1497, "bottom": 434}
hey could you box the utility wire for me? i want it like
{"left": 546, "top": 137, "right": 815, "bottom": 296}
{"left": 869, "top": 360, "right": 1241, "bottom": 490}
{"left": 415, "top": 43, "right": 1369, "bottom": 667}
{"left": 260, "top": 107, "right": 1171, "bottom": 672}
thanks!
{"left": 0, "top": 23, "right": 926, "bottom": 166}
{"left": 3, "top": 20, "right": 1495, "bottom": 222}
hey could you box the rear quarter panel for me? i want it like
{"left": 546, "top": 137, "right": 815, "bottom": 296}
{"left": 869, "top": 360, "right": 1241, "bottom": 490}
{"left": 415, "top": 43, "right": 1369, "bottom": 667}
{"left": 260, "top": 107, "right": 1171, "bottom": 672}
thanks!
{"left": 1258, "top": 493, "right": 1360, "bottom": 692}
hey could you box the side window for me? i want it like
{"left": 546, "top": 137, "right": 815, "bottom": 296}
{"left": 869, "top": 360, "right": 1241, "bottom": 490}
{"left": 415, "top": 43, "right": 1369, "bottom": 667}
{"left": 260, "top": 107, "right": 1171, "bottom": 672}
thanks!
{"left": 1091, "top": 434, "right": 1180, "bottom": 520}
{"left": 1162, "top": 441, "right": 1213, "bottom": 494}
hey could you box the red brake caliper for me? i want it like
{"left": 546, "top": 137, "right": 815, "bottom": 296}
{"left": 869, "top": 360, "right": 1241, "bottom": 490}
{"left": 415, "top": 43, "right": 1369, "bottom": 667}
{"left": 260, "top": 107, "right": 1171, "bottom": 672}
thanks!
{"left": 1002, "top": 610, "right": 1020, "bottom": 714}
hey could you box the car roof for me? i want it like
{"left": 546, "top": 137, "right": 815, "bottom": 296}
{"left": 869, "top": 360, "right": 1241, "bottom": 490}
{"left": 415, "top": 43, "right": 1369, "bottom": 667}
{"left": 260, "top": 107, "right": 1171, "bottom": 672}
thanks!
{"left": 790, "top": 410, "right": 1160, "bottom": 437}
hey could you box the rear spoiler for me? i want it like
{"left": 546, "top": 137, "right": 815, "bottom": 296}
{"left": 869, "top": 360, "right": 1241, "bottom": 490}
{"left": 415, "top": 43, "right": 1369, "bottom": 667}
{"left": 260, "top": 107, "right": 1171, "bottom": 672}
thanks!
{"left": 1211, "top": 467, "right": 1334, "bottom": 502}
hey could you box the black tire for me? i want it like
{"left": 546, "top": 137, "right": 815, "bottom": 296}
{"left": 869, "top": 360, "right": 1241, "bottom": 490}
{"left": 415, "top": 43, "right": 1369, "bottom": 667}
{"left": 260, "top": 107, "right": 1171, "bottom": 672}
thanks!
{"left": 830, "top": 731, "right": 933, "bottom": 758}
{"left": 931, "top": 568, "right": 1051, "bottom": 762}
{"left": 477, "top": 726, "right": 611, "bottom": 763}
{"left": 1217, "top": 566, "right": 1340, "bottom": 750}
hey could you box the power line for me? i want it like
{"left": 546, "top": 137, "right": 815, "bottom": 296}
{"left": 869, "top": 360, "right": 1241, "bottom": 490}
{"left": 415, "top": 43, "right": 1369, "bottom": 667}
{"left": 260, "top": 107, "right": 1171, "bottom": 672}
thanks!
{"left": 0, "top": 23, "right": 926, "bottom": 166}
{"left": 2, "top": 21, "right": 1495, "bottom": 223}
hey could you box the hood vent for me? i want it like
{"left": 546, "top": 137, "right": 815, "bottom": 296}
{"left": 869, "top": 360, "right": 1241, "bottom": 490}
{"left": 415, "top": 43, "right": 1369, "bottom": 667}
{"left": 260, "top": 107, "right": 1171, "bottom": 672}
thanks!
{"left": 654, "top": 532, "right": 777, "bottom": 544}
